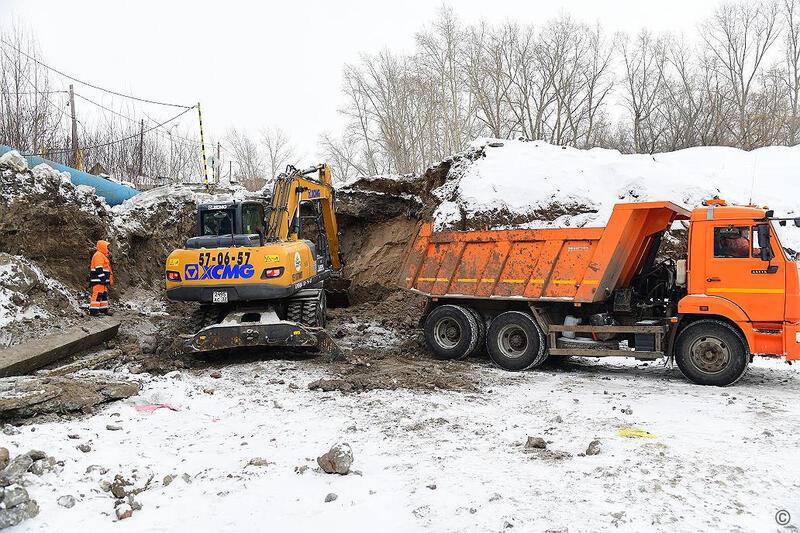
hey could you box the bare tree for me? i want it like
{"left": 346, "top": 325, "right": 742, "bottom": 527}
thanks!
{"left": 318, "top": 132, "right": 367, "bottom": 183}
{"left": 225, "top": 127, "right": 263, "bottom": 189}
{"left": 702, "top": 0, "right": 781, "bottom": 148}
{"left": 261, "top": 126, "right": 295, "bottom": 181}
{"left": 0, "top": 23, "right": 65, "bottom": 155}
{"left": 621, "top": 30, "right": 669, "bottom": 153}
{"left": 782, "top": 0, "right": 800, "bottom": 143}
{"left": 463, "top": 22, "right": 518, "bottom": 138}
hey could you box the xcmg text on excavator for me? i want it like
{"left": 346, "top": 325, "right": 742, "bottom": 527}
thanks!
{"left": 165, "top": 164, "right": 345, "bottom": 354}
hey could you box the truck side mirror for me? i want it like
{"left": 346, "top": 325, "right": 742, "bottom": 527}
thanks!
{"left": 794, "top": 217, "right": 800, "bottom": 227}
{"left": 756, "top": 224, "right": 774, "bottom": 261}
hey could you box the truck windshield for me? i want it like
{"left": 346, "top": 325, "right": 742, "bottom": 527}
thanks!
{"left": 772, "top": 220, "right": 800, "bottom": 261}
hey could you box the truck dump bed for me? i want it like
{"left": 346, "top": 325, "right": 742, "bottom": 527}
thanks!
{"left": 401, "top": 202, "right": 689, "bottom": 303}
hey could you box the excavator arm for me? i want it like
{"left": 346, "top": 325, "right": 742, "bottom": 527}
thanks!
{"left": 266, "top": 164, "right": 342, "bottom": 270}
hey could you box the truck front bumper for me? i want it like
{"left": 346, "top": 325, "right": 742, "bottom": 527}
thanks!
{"left": 785, "top": 322, "right": 800, "bottom": 361}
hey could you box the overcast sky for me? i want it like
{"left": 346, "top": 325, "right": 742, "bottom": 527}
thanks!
{"left": 2, "top": 0, "right": 719, "bottom": 161}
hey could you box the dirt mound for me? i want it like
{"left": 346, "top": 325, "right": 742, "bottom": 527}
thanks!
{"left": 0, "top": 156, "right": 111, "bottom": 291}
{"left": 0, "top": 253, "right": 82, "bottom": 346}
{"left": 312, "top": 289, "right": 478, "bottom": 392}
{"left": 337, "top": 216, "right": 419, "bottom": 303}
{"left": 110, "top": 188, "right": 202, "bottom": 290}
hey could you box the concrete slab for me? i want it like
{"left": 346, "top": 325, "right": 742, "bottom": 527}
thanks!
{"left": 0, "top": 318, "right": 120, "bottom": 377}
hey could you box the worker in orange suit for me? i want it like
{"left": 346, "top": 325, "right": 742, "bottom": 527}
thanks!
{"left": 89, "top": 240, "right": 113, "bottom": 316}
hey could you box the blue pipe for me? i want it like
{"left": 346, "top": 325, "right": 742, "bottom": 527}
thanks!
{"left": 0, "top": 145, "right": 139, "bottom": 206}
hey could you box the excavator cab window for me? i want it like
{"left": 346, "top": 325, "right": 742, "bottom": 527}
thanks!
{"left": 200, "top": 208, "right": 234, "bottom": 236}
{"left": 242, "top": 204, "right": 265, "bottom": 235}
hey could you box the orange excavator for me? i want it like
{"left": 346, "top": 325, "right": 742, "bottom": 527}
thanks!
{"left": 401, "top": 198, "right": 800, "bottom": 385}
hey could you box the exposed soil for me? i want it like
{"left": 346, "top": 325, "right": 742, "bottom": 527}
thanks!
{"left": 337, "top": 217, "right": 420, "bottom": 304}
{"left": 0, "top": 199, "right": 108, "bottom": 292}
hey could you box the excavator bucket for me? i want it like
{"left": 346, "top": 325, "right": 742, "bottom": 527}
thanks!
{"left": 324, "top": 277, "right": 351, "bottom": 308}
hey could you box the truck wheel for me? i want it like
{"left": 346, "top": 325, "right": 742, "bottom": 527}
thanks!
{"left": 487, "top": 311, "right": 545, "bottom": 371}
{"left": 424, "top": 305, "right": 479, "bottom": 360}
{"left": 675, "top": 320, "right": 749, "bottom": 386}
{"left": 465, "top": 307, "right": 486, "bottom": 356}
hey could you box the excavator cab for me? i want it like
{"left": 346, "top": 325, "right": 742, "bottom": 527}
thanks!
{"left": 186, "top": 200, "right": 268, "bottom": 249}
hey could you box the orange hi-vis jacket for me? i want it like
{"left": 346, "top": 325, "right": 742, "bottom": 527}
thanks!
{"left": 89, "top": 240, "right": 113, "bottom": 314}
{"left": 90, "top": 240, "right": 114, "bottom": 287}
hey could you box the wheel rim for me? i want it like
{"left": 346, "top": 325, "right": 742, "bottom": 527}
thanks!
{"left": 434, "top": 317, "right": 462, "bottom": 349}
{"left": 498, "top": 324, "right": 528, "bottom": 358}
{"left": 689, "top": 335, "right": 731, "bottom": 374}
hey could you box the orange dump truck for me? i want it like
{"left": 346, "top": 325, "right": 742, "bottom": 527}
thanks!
{"left": 401, "top": 200, "right": 800, "bottom": 385}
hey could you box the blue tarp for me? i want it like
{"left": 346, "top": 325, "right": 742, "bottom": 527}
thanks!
{"left": 0, "top": 145, "right": 139, "bottom": 206}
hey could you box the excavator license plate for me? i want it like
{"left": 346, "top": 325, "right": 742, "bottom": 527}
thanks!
{"left": 212, "top": 291, "right": 228, "bottom": 303}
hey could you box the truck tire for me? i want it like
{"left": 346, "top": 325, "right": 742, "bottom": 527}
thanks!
{"left": 675, "top": 320, "right": 749, "bottom": 386}
{"left": 465, "top": 307, "right": 487, "bottom": 356}
{"left": 487, "top": 311, "right": 545, "bottom": 371}
{"left": 424, "top": 305, "right": 479, "bottom": 360}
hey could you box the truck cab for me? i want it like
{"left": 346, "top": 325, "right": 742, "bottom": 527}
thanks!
{"left": 679, "top": 199, "right": 800, "bottom": 363}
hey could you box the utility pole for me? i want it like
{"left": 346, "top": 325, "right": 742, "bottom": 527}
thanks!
{"left": 197, "top": 103, "right": 210, "bottom": 191}
{"left": 137, "top": 119, "right": 144, "bottom": 179}
{"left": 69, "top": 84, "right": 79, "bottom": 169}
{"left": 216, "top": 142, "right": 221, "bottom": 183}
{"left": 168, "top": 130, "right": 173, "bottom": 179}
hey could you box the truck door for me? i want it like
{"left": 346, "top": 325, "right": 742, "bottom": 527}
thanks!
{"left": 704, "top": 223, "right": 785, "bottom": 322}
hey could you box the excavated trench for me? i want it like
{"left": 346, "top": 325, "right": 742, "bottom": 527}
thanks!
{"left": 1, "top": 146, "right": 696, "bottom": 419}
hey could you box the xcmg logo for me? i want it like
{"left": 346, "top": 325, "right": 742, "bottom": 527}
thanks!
{"left": 184, "top": 263, "right": 255, "bottom": 281}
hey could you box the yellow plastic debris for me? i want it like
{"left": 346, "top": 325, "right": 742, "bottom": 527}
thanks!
{"left": 617, "top": 427, "right": 657, "bottom": 439}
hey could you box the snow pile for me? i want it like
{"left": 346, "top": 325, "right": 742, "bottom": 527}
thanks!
{"left": 0, "top": 150, "right": 108, "bottom": 216}
{"left": 0, "top": 253, "right": 80, "bottom": 341}
{"left": 111, "top": 183, "right": 251, "bottom": 238}
{"left": 434, "top": 139, "right": 800, "bottom": 232}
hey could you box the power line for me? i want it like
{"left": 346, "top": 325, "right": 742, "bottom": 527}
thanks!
{"left": 76, "top": 92, "right": 202, "bottom": 152}
{"left": 1, "top": 90, "right": 69, "bottom": 96}
{"left": 0, "top": 37, "right": 193, "bottom": 109}
{"left": 73, "top": 91, "right": 140, "bottom": 124}
{"left": 25, "top": 105, "right": 197, "bottom": 156}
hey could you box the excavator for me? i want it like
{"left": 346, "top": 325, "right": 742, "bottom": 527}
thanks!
{"left": 164, "top": 163, "right": 346, "bottom": 354}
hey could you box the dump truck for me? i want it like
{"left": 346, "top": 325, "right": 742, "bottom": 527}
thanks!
{"left": 165, "top": 164, "right": 345, "bottom": 354}
{"left": 401, "top": 199, "right": 800, "bottom": 386}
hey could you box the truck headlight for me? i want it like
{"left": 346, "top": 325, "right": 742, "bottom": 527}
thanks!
{"left": 796, "top": 332, "right": 800, "bottom": 343}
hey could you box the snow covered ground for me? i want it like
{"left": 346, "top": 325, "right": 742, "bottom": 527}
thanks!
{"left": 6, "top": 356, "right": 799, "bottom": 532}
